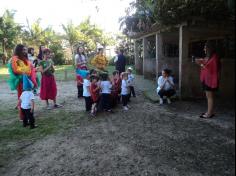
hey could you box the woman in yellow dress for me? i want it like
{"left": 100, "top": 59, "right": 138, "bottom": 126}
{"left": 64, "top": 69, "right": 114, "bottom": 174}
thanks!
{"left": 91, "top": 48, "right": 108, "bottom": 71}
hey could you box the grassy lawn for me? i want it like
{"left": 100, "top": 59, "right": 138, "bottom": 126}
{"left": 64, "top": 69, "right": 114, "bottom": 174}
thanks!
{"left": 0, "top": 108, "right": 87, "bottom": 168}
{"left": 0, "top": 64, "right": 134, "bottom": 170}
{"left": 0, "top": 64, "right": 135, "bottom": 82}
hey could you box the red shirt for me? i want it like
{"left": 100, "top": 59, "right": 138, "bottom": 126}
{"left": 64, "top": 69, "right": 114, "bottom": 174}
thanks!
{"left": 76, "top": 75, "right": 83, "bottom": 86}
{"left": 90, "top": 82, "right": 100, "bottom": 102}
{"left": 200, "top": 53, "right": 221, "bottom": 88}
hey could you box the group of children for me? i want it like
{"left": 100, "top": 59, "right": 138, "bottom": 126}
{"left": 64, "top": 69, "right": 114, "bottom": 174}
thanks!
{"left": 77, "top": 67, "right": 136, "bottom": 116}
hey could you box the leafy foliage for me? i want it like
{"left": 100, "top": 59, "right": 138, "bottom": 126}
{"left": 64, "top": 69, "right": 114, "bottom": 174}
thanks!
{"left": 120, "top": 0, "right": 234, "bottom": 35}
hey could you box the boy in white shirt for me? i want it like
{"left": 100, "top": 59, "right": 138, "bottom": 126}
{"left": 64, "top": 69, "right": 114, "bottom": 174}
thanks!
{"left": 121, "top": 72, "right": 131, "bottom": 111}
{"left": 83, "top": 72, "right": 92, "bottom": 112}
{"left": 19, "top": 88, "right": 36, "bottom": 129}
{"left": 100, "top": 73, "right": 112, "bottom": 112}
{"left": 127, "top": 67, "right": 136, "bottom": 100}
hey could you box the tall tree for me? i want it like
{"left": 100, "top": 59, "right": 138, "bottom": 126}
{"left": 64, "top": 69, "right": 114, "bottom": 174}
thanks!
{"left": 0, "top": 10, "right": 21, "bottom": 63}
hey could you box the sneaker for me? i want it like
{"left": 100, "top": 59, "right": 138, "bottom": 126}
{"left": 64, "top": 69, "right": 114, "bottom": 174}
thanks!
{"left": 167, "top": 98, "right": 171, "bottom": 104}
{"left": 30, "top": 125, "right": 38, "bottom": 129}
{"left": 123, "top": 106, "right": 129, "bottom": 111}
{"left": 46, "top": 105, "right": 51, "bottom": 110}
{"left": 159, "top": 98, "right": 164, "bottom": 105}
{"left": 54, "top": 104, "right": 63, "bottom": 108}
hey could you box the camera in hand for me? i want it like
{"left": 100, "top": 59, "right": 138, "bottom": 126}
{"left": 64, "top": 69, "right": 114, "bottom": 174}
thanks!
{"left": 191, "top": 55, "right": 196, "bottom": 63}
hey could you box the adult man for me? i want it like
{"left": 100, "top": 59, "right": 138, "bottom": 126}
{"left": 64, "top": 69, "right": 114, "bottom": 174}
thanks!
{"left": 115, "top": 49, "right": 126, "bottom": 74}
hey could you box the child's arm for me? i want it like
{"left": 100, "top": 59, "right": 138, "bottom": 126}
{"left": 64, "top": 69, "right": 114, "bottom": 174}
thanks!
{"left": 31, "top": 100, "right": 35, "bottom": 113}
{"left": 18, "top": 99, "right": 22, "bottom": 110}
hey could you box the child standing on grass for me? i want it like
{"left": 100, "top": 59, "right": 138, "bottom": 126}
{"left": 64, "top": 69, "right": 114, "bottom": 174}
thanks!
{"left": 121, "top": 72, "right": 131, "bottom": 111}
{"left": 83, "top": 72, "right": 92, "bottom": 112}
{"left": 111, "top": 70, "right": 122, "bottom": 107}
{"left": 90, "top": 75, "right": 100, "bottom": 116}
{"left": 19, "top": 88, "right": 36, "bottom": 129}
{"left": 76, "top": 74, "right": 83, "bottom": 98}
{"left": 127, "top": 67, "right": 136, "bottom": 99}
{"left": 100, "top": 73, "right": 112, "bottom": 112}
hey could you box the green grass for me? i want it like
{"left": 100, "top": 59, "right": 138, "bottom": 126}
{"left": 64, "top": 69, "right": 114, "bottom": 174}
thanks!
{"left": 0, "top": 64, "right": 135, "bottom": 82}
{"left": 0, "top": 108, "right": 86, "bottom": 169}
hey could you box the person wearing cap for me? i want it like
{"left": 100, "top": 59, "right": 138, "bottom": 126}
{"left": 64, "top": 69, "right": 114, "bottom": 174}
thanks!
{"left": 91, "top": 48, "right": 108, "bottom": 71}
{"left": 115, "top": 49, "right": 126, "bottom": 75}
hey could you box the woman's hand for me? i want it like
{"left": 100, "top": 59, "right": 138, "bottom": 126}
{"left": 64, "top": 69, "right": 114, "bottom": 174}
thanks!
{"left": 195, "top": 58, "right": 204, "bottom": 65}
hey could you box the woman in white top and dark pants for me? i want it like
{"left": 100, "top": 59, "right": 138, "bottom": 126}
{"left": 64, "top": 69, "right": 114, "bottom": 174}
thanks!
{"left": 157, "top": 69, "right": 176, "bottom": 104}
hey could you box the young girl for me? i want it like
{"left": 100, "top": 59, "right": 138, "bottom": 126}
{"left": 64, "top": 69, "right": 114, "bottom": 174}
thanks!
{"left": 83, "top": 72, "right": 92, "bottom": 112}
{"left": 100, "top": 73, "right": 112, "bottom": 112}
{"left": 76, "top": 74, "right": 83, "bottom": 98}
{"left": 111, "top": 70, "right": 121, "bottom": 107}
{"left": 90, "top": 75, "right": 100, "bottom": 116}
{"left": 121, "top": 72, "right": 131, "bottom": 111}
{"left": 39, "top": 49, "right": 62, "bottom": 109}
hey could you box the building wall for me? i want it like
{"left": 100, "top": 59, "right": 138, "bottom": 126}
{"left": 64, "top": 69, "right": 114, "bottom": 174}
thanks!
{"left": 143, "top": 58, "right": 156, "bottom": 79}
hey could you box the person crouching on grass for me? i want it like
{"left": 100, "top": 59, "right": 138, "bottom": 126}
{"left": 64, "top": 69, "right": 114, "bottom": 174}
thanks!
{"left": 121, "top": 72, "right": 131, "bottom": 111}
{"left": 19, "top": 88, "right": 37, "bottom": 129}
{"left": 90, "top": 75, "right": 100, "bottom": 116}
{"left": 83, "top": 72, "right": 92, "bottom": 113}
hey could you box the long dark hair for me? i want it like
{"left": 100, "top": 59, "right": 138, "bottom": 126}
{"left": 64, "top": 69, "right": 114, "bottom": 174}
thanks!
{"left": 205, "top": 41, "right": 216, "bottom": 58}
{"left": 37, "top": 45, "right": 44, "bottom": 60}
{"left": 14, "top": 44, "right": 27, "bottom": 59}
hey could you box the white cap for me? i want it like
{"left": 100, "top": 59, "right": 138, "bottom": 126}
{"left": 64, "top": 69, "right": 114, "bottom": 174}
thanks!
{"left": 128, "top": 67, "right": 133, "bottom": 70}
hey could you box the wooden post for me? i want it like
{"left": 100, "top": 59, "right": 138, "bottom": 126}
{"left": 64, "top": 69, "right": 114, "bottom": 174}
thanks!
{"left": 143, "top": 37, "right": 148, "bottom": 78}
{"left": 179, "top": 25, "right": 189, "bottom": 99}
{"left": 156, "top": 32, "right": 163, "bottom": 79}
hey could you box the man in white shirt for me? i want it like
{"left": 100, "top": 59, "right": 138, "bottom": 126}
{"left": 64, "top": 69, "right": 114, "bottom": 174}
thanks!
{"left": 157, "top": 69, "right": 176, "bottom": 105}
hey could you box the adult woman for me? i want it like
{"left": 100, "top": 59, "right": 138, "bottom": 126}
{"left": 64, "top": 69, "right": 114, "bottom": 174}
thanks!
{"left": 39, "top": 48, "right": 61, "bottom": 109}
{"left": 91, "top": 48, "right": 108, "bottom": 71}
{"left": 156, "top": 69, "right": 176, "bottom": 105}
{"left": 8, "top": 44, "right": 34, "bottom": 120}
{"left": 33, "top": 45, "right": 45, "bottom": 67}
{"left": 195, "top": 41, "right": 221, "bottom": 118}
{"left": 75, "top": 46, "right": 87, "bottom": 70}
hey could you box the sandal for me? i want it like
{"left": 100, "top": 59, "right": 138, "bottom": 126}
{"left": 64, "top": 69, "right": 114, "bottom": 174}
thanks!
{"left": 200, "top": 113, "right": 215, "bottom": 118}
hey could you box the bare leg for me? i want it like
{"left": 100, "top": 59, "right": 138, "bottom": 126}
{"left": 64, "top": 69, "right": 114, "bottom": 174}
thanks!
{"left": 206, "top": 91, "right": 214, "bottom": 116}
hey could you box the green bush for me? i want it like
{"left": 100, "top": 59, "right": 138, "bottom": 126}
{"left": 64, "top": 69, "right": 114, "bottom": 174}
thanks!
{"left": 49, "top": 43, "right": 65, "bottom": 65}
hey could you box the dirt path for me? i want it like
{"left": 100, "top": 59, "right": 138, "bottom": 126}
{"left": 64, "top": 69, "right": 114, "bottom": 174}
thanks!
{"left": 0, "top": 80, "right": 235, "bottom": 176}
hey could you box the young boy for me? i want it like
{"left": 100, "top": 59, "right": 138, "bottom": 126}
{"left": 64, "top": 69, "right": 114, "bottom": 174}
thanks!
{"left": 127, "top": 67, "right": 136, "bottom": 99}
{"left": 76, "top": 74, "right": 83, "bottom": 98}
{"left": 19, "top": 88, "right": 36, "bottom": 129}
{"left": 83, "top": 72, "right": 92, "bottom": 112}
{"left": 121, "top": 72, "right": 131, "bottom": 111}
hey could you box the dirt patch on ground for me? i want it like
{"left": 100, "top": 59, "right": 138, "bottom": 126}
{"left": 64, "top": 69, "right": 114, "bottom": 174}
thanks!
{"left": 0, "top": 80, "right": 235, "bottom": 176}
